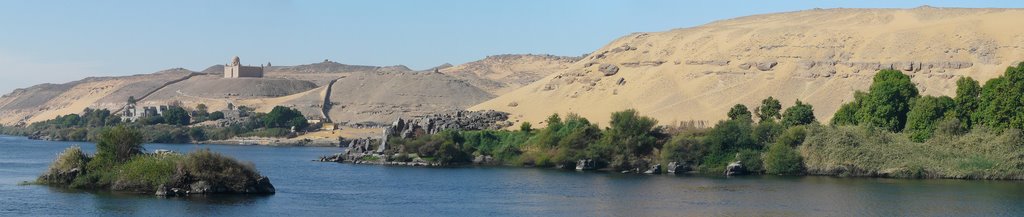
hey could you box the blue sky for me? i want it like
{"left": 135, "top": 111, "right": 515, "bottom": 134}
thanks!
{"left": 1, "top": 0, "right": 1021, "bottom": 93}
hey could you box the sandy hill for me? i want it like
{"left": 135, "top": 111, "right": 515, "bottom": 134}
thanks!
{"left": 472, "top": 7, "right": 1024, "bottom": 126}
{"left": 0, "top": 54, "right": 563, "bottom": 126}
{"left": 0, "top": 69, "right": 197, "bottom": 125}
{"left": 440, "top": 54, "right": 581, "bottom": 95}
{"left": 268, "top": 60, "right": 411, "bottom": 74}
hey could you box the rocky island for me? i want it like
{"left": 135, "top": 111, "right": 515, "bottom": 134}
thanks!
{"left": 37, "top": 125, "right": 275, "bottom": 196}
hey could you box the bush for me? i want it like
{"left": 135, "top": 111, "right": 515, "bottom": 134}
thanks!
{"left": 162, "top": 106, "right": 191, "bottom": 126}
{"left": 113, "top": 154, "right": 181, "bottom": 191}
{"left": 781, "top": 100, "right": 816, "bottom": 127}
{"left": 209, "top": 111, "right": 225, "bottom": 121}
{"left": 594, "top": 109, "right": 661, "bottom": 169}
{"left": 263, "top": 106, "right": 308, "bottom": 130}
{"left": 763, "top": 142, "right": 803, "bottom": 175}
{"left": 735, "top": 149, "right": 763, "bottom": 173}
{"left": 189, "top": 127, "right": 207, "bottom": 142}
{"left": 728, "top": 104, "right": 753, "bottom": 122}
{"left": 180, "top": 149, "right": 261, "bottom": 192}
{"left": 776, "top": 125, "right": 807, "bottom": 147}
{"left": 753, "top": 121, "right": 783, "bottom": 145}
{"left": 905, "top": 96, "right": 955, "bottom": 142}
{"left": 756, "top": 97, "right": 782, "bottom": 123}
{"left": 704, "top": 119, "right": 756, "bottom": 156}
{"left": 95, "top": 125, "right": 144, "bottom": 164}
{"left": 38, "top": 146, "right": 89, "bottom": 185}
{"left": 660, "top": 134, "right": 702, "bottom": 167}
{"left": 800, "top": 125, "right": 1024, "bottom": 179}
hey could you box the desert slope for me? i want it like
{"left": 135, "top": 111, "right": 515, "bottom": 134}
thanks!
{"left": 0, "top": 54, "right": 570, "bottom": 126}
{"left": 472, "top": 7, "right": 1024, "bottom": 126}
{"left": 440, "top": 54, "right": 581, "bottom": 95}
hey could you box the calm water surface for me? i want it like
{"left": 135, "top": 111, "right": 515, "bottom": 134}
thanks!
{"left": 2, "top": 135, "right": 1023, "bottom": 216}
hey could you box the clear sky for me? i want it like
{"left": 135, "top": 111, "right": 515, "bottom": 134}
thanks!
{"left": 1, "top": 0, "right": 1021, "bottom": 93}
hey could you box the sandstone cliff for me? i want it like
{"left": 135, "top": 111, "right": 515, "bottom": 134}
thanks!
{"left": 472, "top": 7, "right": 1024, "bottom": 126}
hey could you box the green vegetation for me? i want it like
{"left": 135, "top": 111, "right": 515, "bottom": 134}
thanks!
{"left": 386, "top": 63, "right": 1024, "bottom": 180}
{"left": 388, "top": 105, "right": 810, "bottom": 174}
{"left": 905, "top": 96, "right": 955, "bottom": 142}
{"left": 727, "top": 104, "right": 753, "bottom": 122}
{"left": 781, "top": 100, "right": 816, "bottom": 127}
{"left": 831, "top": 69, "right": 919, "bottom": 132}
{"left": 0, "top": 105, "right": 313, "bottom": 144}
{"left": 162, "top": 106, "right": 191, "bottom": 126}
{"left": 756, "top": 96, "right": 782, "bottom": 123}
{"left": 24, "top": 62, "right": 1024, "bottom": 181}
{"left": 263, "top": 106, "right": 309, "bottom": 130}
{"left": 38, "top": 126, "right": 272, "bottom": 194}
{"left": 800, "top": 125, "right": 1024, "bottom": 179}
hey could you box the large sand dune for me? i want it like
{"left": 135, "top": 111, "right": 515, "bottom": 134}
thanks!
{"left": 472, "top": 7, "right": 1024, "bottom": 126}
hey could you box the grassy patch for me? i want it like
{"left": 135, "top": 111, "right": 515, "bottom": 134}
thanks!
{"left": 800, "top": 125, "right": 1024, "bottom": 179}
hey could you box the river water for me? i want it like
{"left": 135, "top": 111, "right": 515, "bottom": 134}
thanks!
{"left": 1, "top": 135, "right": 1023, "bottom": 216}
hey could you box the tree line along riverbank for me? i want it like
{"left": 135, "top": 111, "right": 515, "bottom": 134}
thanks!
{"left": 326, "top": 63, "right": 1024, "bottom": 180}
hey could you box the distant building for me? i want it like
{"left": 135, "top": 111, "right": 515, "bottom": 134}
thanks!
{"left": 121, "top": 102, "right": 139, "bottom": 122}
{"left": 224, "top": 56, "right": 264, "bottom": 78}
{"left": 120, "top": 103, "right": 168, "bottom": 122}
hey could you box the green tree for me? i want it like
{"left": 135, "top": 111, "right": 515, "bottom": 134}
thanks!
{"left": 660, "top": 134, "right": 702, "bottom": 167}
{"left": 976, "top": 62, "right": 1024, "bottom": 130}
{"left": 162, "top": 106, "right": 191, "bottom": 126}
{"left": 831, "top": 92, "right": 866, "bottom": 126}
{"left": 763, "top": 142, "right": 803, "bottom": 175}
{"left": 520, "top": 122, "right": 532, "bottom": 132}
{"left": 782, "top": 100, "right": 816, "bottom": 127}
{"left": 954, "top": 77, "right": 981, "bottom": 129}
{"left": 189, "top": 127, "right": 208, "bottom": 142}
{"left": 546, "top": 114, "right": 563, "bottom": 132}
{"left": 776, "top": 126, "right": 807, "bottom": 147}
{"left": 753, "top": 120, "right": 783, "bottom": 145}
{"left": 263, "top": 106, "right": 308, "bottom": 130}
{"left": 195, "top": 104, "right": 208, "bottom": 114}
{"left": 209, "top": 111, "right": 225, "bottom": 121}
{"left": 905, "top": 96, "right": 955, "bottom": 142}
{"left": 756, "top": 97, "right": 782, "bottom": 123}
{"left": 94, "top": 125, "right": 144, "bottom": 164}
{"left": 704, "top": 119, "right": 756, "bottom": 156}
{"left": 855, "top": 70, "right": 919, "bottom": 132}
{"left": 596, "top": 109, "right": 660, "bottom": 169}
{"left": 728, "top": 104, "right": 753, "bottom": 122}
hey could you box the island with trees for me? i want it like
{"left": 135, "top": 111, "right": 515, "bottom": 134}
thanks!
{"left": 36, "top": 125, "right": 275, "bottom": 196}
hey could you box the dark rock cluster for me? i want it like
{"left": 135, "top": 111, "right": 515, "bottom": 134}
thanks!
{"left": 387, "top": 110, "right": 511, "bottom": 139}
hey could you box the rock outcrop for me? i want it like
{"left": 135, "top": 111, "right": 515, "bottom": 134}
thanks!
{"left": 156, "top": 173, "right": 275, "bottom": 197}
{"left": 644, "top": 164, "right": 662, "bottom": 174}
{"left": 599, "top": 64, "right": 620, "bottom": 76}
{"left": 725, "top": 161, "right": 746, "bottom": 176}
{"left": 387, "top": 110, "right": 511, "bottom": 139}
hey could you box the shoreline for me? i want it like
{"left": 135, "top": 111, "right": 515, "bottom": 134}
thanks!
{"left": 325, "top": 161, "right": 1024, "bottom": 181}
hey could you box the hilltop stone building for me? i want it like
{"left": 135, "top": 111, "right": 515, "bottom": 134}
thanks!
{"left": 224, "top": 56, "right": 264, "bottom": 78}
